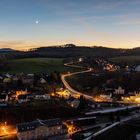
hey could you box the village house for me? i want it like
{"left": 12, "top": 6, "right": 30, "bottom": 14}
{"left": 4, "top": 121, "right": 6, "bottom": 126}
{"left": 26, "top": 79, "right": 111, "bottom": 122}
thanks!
{"left": 99, "top": 94, "right": 112, "bottom": 101}
{"left": 104, "top": 87, "right": 114, "bottom": 96}
{"left": 12, "top": 75, "right": 19, "bottom": 83}
{"left": 57, "top": 89, "right": 71, "bottom": 99}
{"left": 114, "top": 86, "right": 125, "bottom": 95}
{"left": 39, "top": 78, "right": 47, "bottom": 84}
{"left": 0, "top": 76, "right": 3, "bottom": 84}
{"left": 22, "top": 75, "right": 34, "bottom": 85}
{"left": 0, "top": 94, "right": 8, "bottom": 102}
{"left": 18, "top": 94, "right": 30, "bottom": 104}
{"left": 16, "top": 118, "right": 68, "bottom": 140}
{"left": 16, "top": 90, "right": 28, "bottom": 96}
{"left": 0, "top": 94, "right": 8, "bottom": 107}
{"left": 135, "top": 65, "right": 140, "bottom": 72}
{"left": 3, "top": 77, "right": 11, "bottom": 83}
{"left": 122, "top": 93, "right": 140, "bottom": 103}
{"left": 67, "top": 99, "right": 80, "bottom": 108}
{"left": 34, "top": 92, "right": 51, "bottom": 100}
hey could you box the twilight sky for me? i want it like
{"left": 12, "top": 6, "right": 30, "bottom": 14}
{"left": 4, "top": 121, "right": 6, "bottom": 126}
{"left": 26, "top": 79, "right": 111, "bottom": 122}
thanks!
{"left": 0, "top": 0, "right": 140, "bottom": 50}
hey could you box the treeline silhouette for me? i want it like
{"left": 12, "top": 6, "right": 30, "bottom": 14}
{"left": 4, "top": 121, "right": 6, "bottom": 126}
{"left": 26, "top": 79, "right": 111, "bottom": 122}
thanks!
{"left": 0, "top": 45, "right": 140, "bottom": 60}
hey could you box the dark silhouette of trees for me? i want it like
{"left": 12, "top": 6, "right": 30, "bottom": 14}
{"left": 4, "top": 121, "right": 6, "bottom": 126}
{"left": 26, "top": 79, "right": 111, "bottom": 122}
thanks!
{"left": 78, "top": 95, "right": 87, "bottom": 110}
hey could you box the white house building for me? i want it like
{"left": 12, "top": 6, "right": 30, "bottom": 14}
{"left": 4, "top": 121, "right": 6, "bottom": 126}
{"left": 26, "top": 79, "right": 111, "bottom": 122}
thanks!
{"left": 114, "top": 86, "right": 125, "bottom": 95}
{"left": 135, "top": 65, "right": 140, "bottom": 72}
{"left": 0, "top": 94, "right": 8, "bottom": 106}
{"left": 67, "top": 99, "right": 80, "bottom": 108}
{"left": 34, "top": 94, "right": 51, "bottom": 100}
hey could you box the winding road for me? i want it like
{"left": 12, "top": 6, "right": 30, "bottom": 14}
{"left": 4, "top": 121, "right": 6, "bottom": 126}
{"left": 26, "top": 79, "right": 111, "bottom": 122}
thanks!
{"left": 61, "top": 61, "right": 93, "bottom": 100}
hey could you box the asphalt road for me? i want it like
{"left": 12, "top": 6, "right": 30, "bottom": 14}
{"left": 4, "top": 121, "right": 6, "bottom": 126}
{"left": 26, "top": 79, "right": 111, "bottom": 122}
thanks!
{"left": 61, "top": 62, "right": 93, "bottom": 100}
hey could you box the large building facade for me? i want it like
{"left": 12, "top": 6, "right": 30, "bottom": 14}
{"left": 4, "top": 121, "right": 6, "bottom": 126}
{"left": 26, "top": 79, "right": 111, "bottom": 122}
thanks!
{"left": 17, "top": 118, "right": 68, "bottom": 140}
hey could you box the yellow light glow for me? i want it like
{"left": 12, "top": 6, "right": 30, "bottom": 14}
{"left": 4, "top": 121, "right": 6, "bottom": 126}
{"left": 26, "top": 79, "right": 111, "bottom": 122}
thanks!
{"left": 135, "top": 98, "right": 140, "bottom": 103}
{"left": 64, "top": 122, "right": 80, "bottom": 135}
{"left": 2, "top": 126, "right": 9, "bottom": 135}
{"left": 94, "top": 96, "right": 112, "bottom": 102}
{"left": 51, "top": 93, "right": 55, "bottom": 96}
{"left": 16, "top": 90, "right": 28, "bottom": 100}
{"left": 0, "top": 122, "right": 17, "bottom": 136}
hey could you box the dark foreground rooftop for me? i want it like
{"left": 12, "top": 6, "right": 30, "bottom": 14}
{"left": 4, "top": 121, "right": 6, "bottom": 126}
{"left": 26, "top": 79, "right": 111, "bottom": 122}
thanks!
{"left": 17, "top": 118, "right": 62, "bottom": 132}
{"left": 93, "top": 118, "right": 140, "bottom": 140}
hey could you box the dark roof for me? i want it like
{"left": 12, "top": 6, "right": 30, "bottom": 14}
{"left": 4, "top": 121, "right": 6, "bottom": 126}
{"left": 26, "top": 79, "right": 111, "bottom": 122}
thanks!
{"left": 17, "top": 121, "right": 39, "bottom": 132}
{"left": 34, "top": 92, "right": 44, "bottom": 95}
{"left": 17, "top": 118, "right": 62, "bottom": 132}
{"left": 0, "top": 94, "right": 7, "bottom": 99}
{"left": 42, "top": 118, "right": 62, "bottom": 127}
{"left": 18, "top": 95, "right": 27, "bottom": 100}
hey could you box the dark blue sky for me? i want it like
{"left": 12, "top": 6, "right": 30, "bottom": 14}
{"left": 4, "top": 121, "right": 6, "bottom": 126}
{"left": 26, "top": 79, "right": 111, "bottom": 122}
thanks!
{"left": 0, "top": 0, "right": 140, "bottom": 49}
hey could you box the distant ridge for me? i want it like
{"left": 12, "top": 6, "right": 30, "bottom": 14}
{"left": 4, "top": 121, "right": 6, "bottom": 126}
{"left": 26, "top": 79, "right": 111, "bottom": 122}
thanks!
{"left": 0, "top": 48, "right": 16, "bottom": 52}
{"left": 27, "top": 44, "right": 140, "bottom": 58}
{"left": 0, "top": 44, "right": 140, "bottom": 59}
{"left": 30, "top": 44, "right": 140, "bottom": 50}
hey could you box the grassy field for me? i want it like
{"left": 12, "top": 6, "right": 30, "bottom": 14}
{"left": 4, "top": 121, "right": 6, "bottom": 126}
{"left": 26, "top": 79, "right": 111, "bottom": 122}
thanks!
{"left": 110, "top": 55, "right": 140, "bottom": 65}
{"left": 1, "top": 58, "right": 78, "bottom": 74}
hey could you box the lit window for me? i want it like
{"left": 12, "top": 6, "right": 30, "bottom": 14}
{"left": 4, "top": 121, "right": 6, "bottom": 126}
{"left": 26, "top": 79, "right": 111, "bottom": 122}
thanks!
{"left": 57, "top": 126, "right": 61, "bottom": 130}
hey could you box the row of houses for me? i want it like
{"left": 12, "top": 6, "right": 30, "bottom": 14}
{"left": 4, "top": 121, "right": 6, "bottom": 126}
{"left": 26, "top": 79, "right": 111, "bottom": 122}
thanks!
{"left": 104, "top": 86, "right": 125, "bottom": 95}
{"left": 0, "top": 73, "right": 35, "bottom": 85}
{"left": 0, "top": 88, "right": 81, "bottom": 109}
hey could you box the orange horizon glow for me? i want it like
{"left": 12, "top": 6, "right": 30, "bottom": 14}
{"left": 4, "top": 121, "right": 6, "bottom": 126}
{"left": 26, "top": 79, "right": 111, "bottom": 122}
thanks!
{"left": 0, "top": 40, "right": 139, "bottom": 51}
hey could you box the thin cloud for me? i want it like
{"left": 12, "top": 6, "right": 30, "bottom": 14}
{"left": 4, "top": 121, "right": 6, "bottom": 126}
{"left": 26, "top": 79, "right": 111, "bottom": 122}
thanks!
{"left": 118, "top": 20, "right": 140, "bottom": 25}
{"left": 41, "top": 0, "right": 125, "bottom": 16}
{"left": 115, "top": 13, "right": 140, "bottom": 25}
{"left": 0, "top": 41, "right": 39, "bottom": 50}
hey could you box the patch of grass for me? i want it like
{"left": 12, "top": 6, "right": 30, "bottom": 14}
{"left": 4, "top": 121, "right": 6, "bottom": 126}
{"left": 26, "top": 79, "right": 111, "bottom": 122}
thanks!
{"left": 110, "top": 55, "right": 140, "bottom": 65}
{"left": 1, "top": 58, "right": 78, "bottom": 74}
